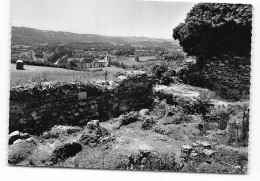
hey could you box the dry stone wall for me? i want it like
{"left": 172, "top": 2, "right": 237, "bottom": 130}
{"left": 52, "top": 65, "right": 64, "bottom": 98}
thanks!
{"left": 202, "top": 57, "right": 251, "bottom": 100}
{"left": 9, "top": 71, "right": 154, "bottom": 135}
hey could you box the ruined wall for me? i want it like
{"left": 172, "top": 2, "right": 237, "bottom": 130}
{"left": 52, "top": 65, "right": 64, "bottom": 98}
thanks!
{"left": 202, "top": 57, "right": 251, "bottom": 100}
{"left": 9, "top": 71, "right": 154, "bottom": 135}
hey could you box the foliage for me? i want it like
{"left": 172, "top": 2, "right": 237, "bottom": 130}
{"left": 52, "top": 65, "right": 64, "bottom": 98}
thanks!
{"left": 151, "top": 62, "right": 169, "bottom": 79}
{"left": 110, "top": 61, "right": 130, "bottom": 69}
{"left": 68, "top": 59, "right": 78, "bottom": 68}
{"left": 141, "top": 117, "right": 156, "bottom": 130}
{"left": 173, "top": 3, "right": 253, "bottom": 66}
{"left": 35, "top": 52, "right": 44, "bottom": 58}
{"left": 163, "top": 51, "right": 186, "bottom": 61}
{"left": 151, "top": 63, "right": 179, "bottom": 85}
{"left": 205, "top": 105, "right": 233, "bottom": 129}
{"left": 117, "top": 152, "right": 182, "bottom": 171}
{"left": 114, "top": 49, "right": 135, "bottom": 57}
{"left": 159, "top": 93, "right": 214, "bottom": 116}
{"left": 168, "top": 113, "right": 192, "bottom": 124}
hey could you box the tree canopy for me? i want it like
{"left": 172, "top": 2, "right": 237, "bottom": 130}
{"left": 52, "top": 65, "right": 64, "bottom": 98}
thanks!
{"left": 173, "top": 3, "right": 253, "bottom": 65}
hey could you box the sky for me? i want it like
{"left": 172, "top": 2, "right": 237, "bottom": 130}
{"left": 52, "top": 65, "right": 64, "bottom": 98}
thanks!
{"left": 12, "top": 0, "right": 195, "bottom": 39}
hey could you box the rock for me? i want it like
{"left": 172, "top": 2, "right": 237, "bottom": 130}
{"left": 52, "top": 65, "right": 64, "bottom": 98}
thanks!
{"left": 9, "top": 131, "right": 19, "bottom": 137}
{"left": 87, "top": 120, "right": 100, "bottom": 129}
{"left": 50, "top": 142, "right": 82, "bottom": 163}
{"left": 13, "top": 139, "right": 24, "bottom": 144}
{"left": 141, "top": 116, "right": 155, "bottom": 130}
{"left": 190, "top": 152, "right": 198, "bottom": 157}
{"left": 234, "top": 165, "right": 241, "bottom": 170}
{"left": 139, "top": 109, "right": 150, "bottom": 117}
{"left": 216, "top": 130, "right": 224, "bottom": 135}
{"left": 201, "top": 141, "right": 211, "bottom": 149}
{"left": 80, "top": 125, "right": 108, "bottom": 146}
{"left": 118, "top": 111, "right": 140, "bottom": 127}
{"left": 78, "top": 91, "right": 87, "bottom": 100}
{"left": 181, "top": 144, "right": 192, "bottom": 151}
{"left": 138, "top": 144, "right": 154, "bottom": 153}
{"left": 202, "top": 149, "right": 216, "bottom": 156}
{"left": 31, "top": 111, "right": 37, "bottom": 117}
{"left": 9, "top": 131, "right": 30, "bottom": 145}
{"left": 8, "top": 139, "right": 37, "bottom": 165}
{"left": 192, "top": 142, "right": 199, "bottom": 147}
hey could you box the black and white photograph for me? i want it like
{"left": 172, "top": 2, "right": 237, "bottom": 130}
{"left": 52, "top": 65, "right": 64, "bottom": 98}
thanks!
{"left": 7, "top": 0, "right": 253, "bottom": 175}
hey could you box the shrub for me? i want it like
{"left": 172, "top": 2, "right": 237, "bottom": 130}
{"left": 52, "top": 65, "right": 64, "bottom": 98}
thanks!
{"left": 117, "top": 152, "right": 182, "bottom": 171}
{"left": 205, "top": 105, "right": 233, "bottom": 130}
{"left": 151, "top": 63, "right": 168, "bottom": 80}
{"left": 141, "top": 117, "right": 156, "bottom": 130}
{"left": 151, "top": 63, "right": 181, "bottom": 85}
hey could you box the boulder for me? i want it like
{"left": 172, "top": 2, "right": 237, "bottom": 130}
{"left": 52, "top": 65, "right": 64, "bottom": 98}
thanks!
{"left": 139, "top": 109, "right": 150, "bottom": 117}
{"left": 79, "top": 125, "right": 108, "bottom": 146}
{"left": 9, "top": 131, "right": 30, "bottom": 145}
{"left": 181, "top": 144, "right": 192, "bottom": 151}
{"left": 117, "top": 111, "right": 140, "bottom": 127}
{"left": 141, "top": 116, "right": 155, "bottom": 130}
{"left": 87, "top": 120, "right": 100, "bottom": 130}
{"left": 50, "top": 142, "right": 82, "bottom": 164}
{"left": 201, "top": 141, "right": 211, "bottom": 149}
{"left": 13, "top": 139, "right": 24, "bottom": 144}
{"left": 202, "top": 149, "right": 216, "bottom": 156}
{"left": 8, "top": 138, "right": 37, "bottom": 165}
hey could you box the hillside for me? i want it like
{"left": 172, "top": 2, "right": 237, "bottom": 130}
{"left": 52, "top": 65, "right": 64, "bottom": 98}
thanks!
{"left": 12, "top": 26, "right": 181, "bottom": 49}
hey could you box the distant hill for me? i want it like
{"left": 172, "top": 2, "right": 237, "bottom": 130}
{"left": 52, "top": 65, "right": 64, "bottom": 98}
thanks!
{"left": 12, "top": 26, "right": 181, "bottom": 49}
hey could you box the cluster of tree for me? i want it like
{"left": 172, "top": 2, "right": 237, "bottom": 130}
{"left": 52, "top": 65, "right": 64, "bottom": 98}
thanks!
{"left": 110, "top": 61, "right": 130, "bottom": 69}
{"left": 163, "top": 52, "right": 186, "bottom": 61}
{"left": 151, "top": 63, "right": 180, "bottom": 85}
{"left": 114, "top": 48, "right": 135, "bottom": 57}
{"left": 173, "top": 3, "right": 252, "bottom": 67}
{"left": 47, "top": 46, "right": 73, "bottom": 63}
{"left": 35, "top": 51, "right": 44, "bottom": 58}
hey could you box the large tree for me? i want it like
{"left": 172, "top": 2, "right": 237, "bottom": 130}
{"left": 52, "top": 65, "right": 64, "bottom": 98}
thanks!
{"left": 173, "top": 3, "right": 253, "bottom": 66}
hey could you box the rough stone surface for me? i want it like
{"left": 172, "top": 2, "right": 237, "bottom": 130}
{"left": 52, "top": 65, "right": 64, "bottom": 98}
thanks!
{"left": 9, "top": 71, "right": 154, "bottom": 135}
{"left": 9, "top": 131, "right": 30, "bottom": 145}
{"left": 50, "top": 142, "right": 82, "bottom": 164}
{"left": 202, "top": 57, "right": 251, "bottom": 100}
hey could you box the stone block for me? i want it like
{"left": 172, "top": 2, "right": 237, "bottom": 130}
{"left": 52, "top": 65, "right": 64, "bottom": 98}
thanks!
{"left": 78, "top": 92, "right": 87, "bottom": 100}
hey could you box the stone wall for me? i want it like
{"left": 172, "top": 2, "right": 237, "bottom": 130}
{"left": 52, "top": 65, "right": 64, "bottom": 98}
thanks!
{"left": 202, "top": 57, "right": 251, "bottom": 100}
{"left": 9, "top": 71, "right": 154, "bottom": 135}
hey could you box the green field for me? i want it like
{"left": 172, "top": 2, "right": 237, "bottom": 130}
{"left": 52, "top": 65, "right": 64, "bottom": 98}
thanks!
{"left": 10, "top": 64, "right": 124, "bottom": 87}
{"left": 113, "top": 56, "right": 162, "bottom": 66}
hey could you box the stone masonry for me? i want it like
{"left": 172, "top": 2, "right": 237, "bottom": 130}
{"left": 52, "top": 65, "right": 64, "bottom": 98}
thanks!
{"left": 9, "top": 71, "right": 154, "bottom": 135}
{"left": 202, "top": 57, "right": 251, "bottom": 100}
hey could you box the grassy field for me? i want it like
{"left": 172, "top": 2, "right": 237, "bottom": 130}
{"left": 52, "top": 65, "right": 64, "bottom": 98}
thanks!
{"left": 128, "top": 56, "right": 158, "bottom": 62}
{"left": 10, "top": 64, "right": 124, "bottom": 87}
{"left": 113, "top": 56, "right": 163, "bottom": 66}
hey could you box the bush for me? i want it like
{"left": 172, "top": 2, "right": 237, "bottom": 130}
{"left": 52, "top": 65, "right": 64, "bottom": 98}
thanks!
{"left": 151, "top": 63, "right": 168, "bottom": 80}
{"left": 164, "top": 95, "right": 213, "bottom": 116}
{"left": 205, "top": 105, "right": 233, "bottom": 130}
{"left": 117, "top": 152, "right": 182, "bottom": 171}
{"left": 167, "top": 113, "right": 192, "bottom": 124}
{"left": 141, "top": 117, "right": 155, "bottom": 130}
{"left": 151, "top": 63, "right": 181, "bottom": 85}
